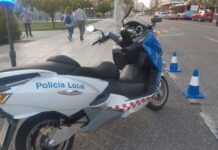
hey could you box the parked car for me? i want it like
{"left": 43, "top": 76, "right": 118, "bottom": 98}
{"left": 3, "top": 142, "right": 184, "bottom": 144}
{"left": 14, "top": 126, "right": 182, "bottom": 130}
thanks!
{"left": 192, "top": 10, "right": 214, "bottom": 22}
{"left": 167, "top": 11, "right": 178, "bottom": 20}
{"left": 177, "top": 11, "right": 192, "bottom": 20}
{"left": 152, "top": 15, "right": 162, "bottom": 23}
{"left": 154, "top": 11, "right": 167, "bottom": 19}
{"left": 136, "top": 12, "right": 145, "bottom": 16}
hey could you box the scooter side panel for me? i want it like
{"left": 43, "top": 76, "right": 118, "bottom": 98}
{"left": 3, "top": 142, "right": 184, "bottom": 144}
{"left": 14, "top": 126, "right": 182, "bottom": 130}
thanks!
{"left": 106, "top": 94, "right": 153, "bottom": 117}
{"left": 0, "top": 73, "right": 108, "bottom": 118}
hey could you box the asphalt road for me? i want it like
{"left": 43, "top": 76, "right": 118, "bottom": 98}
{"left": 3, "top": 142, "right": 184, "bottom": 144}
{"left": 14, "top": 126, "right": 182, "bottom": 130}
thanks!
{"left": 156, "top": 19, "right": 218, "bottom": 139}
{"left": 73, "top": 18, "right": 218, "bottom": 149}
{"left": 73, "top": 77, "right": 218, "bottom": 150}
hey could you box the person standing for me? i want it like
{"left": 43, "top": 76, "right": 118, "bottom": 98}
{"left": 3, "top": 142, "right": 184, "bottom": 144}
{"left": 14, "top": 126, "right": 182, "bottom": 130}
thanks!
{"left": 20, "top": 8, "right": 33, "bottom": 37}
{"left": 75, "top": 4, "right": 87, "bottom": 41}
{"left": 63, "top": 7, "right": 76, "bottom": 41}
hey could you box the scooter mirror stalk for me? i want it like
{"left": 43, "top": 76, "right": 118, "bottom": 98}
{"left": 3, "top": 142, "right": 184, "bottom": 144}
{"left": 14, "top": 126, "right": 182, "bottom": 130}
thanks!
{"left": 86, "top": 25, "right": 106, "bottom": 38}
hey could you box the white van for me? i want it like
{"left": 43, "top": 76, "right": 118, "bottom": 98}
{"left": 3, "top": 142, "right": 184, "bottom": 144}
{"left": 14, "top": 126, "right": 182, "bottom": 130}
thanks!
{"left": 154, "top": 11, "right": 167, "bottom": 19}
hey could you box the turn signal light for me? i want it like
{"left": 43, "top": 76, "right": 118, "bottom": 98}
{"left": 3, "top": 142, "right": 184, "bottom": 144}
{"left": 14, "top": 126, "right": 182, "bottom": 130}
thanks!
{"left": 154, "top": 31, "right": 160, "bottom": 37}
{"left": 0, "top": 94, "right": 10, "bottom": 104}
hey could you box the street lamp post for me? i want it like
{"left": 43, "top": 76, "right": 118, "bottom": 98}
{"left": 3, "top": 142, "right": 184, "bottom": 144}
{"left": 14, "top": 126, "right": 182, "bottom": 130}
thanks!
{"left": 0, "top": 0, "right": 16, "bottom": 67}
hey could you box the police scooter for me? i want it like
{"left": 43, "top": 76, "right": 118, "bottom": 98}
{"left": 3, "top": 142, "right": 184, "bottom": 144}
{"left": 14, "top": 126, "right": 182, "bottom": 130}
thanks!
{"left": 0, "top": 7, "right": 168, "bottom": 150}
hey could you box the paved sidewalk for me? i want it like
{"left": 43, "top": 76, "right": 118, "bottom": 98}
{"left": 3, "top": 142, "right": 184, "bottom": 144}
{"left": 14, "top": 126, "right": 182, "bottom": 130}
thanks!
{"left": 0, "top": 19, "right": 114, "bottom": 70}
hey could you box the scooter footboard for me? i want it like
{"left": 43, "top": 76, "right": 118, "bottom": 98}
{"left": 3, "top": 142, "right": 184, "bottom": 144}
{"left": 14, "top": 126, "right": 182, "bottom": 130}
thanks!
{"left": 84, "top": 94, "right": 153, "bottom": 133}
{"left": 84, "top": 107, "right": 122, "bottom": 133}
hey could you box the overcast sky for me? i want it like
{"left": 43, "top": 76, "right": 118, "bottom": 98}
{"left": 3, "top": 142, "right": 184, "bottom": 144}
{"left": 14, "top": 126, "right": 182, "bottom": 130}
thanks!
{"left": 138, "top": 0, "right": 150, "bottom": 8}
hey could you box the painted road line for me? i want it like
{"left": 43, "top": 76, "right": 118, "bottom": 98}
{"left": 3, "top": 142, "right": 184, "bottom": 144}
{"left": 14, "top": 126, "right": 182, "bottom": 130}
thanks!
{"left": 205, "top": 37, "right": 218, "bottom": 43}
{"left": 161, "top": 29, "right": 170, "bottom": 33}
{"left": 200, "top": 112, "right": 218, "bottom": 140}
{"left": 171, "top": 27, "right": 180, "bottom": 31}
{"left": 160, "top": 33, "right": 185, "bottom": 37}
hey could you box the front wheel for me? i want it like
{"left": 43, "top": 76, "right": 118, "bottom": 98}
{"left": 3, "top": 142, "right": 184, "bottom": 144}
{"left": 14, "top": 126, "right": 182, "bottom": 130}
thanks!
{"left": 147, "top": 76, "right": 169, "bottom": 111}
{"left": 15, "top": 113, "right": 74, "bottom": 150}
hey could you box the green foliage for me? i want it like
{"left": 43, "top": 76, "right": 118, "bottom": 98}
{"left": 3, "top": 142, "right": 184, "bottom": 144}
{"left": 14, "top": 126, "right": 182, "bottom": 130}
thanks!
{"left": 71, "top": 0, "right": 92, "bottom": 10}
{"left": 18, "top": 20, "right": 99, "bottom": 31}
{"left": 124, "top": 0, "right": 134, "bottom": 6}
{"left": 96, "top": 2, "right": 112, "bottom": 16}
{"left": 19, "top": 0, "right": 36, "bottom": 10}
{"left": 19, "top": 0, "right": 93, "bottom": 28}
{"left": 19, "top": 0, "right": 63, "bottom": 28}
{"left": 0, "top": 7, "right": 21, "bottom": 45}
{"left": 19, "top": 0, "right": 93, "bottom": 12}
{"left": 35, "top": 0, "right": 62, "bottom": 16}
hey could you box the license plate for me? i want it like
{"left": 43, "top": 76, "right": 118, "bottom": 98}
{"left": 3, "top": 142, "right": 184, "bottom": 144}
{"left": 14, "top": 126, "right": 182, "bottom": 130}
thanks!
{"left": 0, "top": 118, "right": 9, "bottom": 147}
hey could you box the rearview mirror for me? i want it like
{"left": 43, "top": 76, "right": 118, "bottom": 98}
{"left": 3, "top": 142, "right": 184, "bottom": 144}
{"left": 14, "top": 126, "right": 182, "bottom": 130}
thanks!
{"left": 151, "top": 16, "right": 162, "bottom": 24}
{"left": 86, "top": 25, "right": 95, "bottom": 32}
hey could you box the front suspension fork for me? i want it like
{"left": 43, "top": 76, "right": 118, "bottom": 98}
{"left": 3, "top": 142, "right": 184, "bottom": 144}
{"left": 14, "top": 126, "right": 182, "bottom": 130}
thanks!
{"left": 0, "top": 108, "right": 18, "bottom": 150}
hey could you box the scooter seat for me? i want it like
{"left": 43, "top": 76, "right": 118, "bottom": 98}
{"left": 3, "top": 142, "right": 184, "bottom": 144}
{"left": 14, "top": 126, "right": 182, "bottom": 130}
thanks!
{"left": 73, "top": 62, "right": 120, "bottom": 79}
{"left": 48, "top": 55, "right": 120, "bottom": 79}
{"left": 0, "top": 55, "right": 79, "bottom": 75}
{"left": 0, "top": 55, "right": 119, "bottom": 80}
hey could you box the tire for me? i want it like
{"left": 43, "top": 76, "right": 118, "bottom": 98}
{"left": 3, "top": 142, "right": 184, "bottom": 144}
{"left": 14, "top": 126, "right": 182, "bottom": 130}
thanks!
{"left": 15, "top": 113, "right": 75, "bottom": 150}
{"left": 147, "top": 76, "right": 169, "bottom": 111}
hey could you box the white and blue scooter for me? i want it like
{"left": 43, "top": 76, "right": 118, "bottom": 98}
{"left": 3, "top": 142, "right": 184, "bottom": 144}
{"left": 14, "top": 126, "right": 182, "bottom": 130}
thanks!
{"left": 0, "top": 7, "right": 168, "bottom": 150}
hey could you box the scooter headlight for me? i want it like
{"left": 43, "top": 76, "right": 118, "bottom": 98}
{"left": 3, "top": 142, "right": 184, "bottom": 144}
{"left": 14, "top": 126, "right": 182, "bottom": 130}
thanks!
{"left": 0, "top": 93, "right": 10, "bottom": 104}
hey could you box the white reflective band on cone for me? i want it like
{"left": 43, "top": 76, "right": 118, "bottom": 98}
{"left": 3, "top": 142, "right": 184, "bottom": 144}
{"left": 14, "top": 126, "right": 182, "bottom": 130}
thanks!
{"left": 190, "top": 76, "right": 199, "bottom": 86}
{"left": 171, "top": 56, "right": 177, "bottom": 63}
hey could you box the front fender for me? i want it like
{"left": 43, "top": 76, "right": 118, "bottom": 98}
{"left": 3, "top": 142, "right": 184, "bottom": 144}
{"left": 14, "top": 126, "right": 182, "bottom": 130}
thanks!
{"left": 0, "top": 104, "right": 50, "bottom": 119}
{"left": 13, "top": 112, "right": 40, "bottom": 119}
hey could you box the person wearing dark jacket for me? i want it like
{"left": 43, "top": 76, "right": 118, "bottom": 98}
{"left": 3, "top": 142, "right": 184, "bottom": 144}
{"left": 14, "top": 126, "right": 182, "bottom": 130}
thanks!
{"left": 75, "top": 4, "right": 87, "bottom": 41}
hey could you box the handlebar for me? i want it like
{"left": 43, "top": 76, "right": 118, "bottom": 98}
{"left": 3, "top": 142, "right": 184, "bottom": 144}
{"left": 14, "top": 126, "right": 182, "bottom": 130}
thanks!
{"left": 91, "top": 22, "right": 155, "bottom": 47}
{"left": 91, "top": 32, "right": 121, "bottom": 46}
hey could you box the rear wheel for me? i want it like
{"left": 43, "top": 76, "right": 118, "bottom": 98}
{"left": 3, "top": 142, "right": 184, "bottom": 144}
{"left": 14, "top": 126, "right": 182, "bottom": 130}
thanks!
{"left": 15, "top": 113, "right": 74, "bottom": 150}
{"left": 147, "top": 76, "right": 169, "bottom": 111}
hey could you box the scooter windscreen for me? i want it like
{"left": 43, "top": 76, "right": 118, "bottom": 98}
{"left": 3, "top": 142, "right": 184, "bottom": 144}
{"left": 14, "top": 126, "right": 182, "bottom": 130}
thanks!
{"left": 143, "top": 31, "right": 163, "bottom": 71}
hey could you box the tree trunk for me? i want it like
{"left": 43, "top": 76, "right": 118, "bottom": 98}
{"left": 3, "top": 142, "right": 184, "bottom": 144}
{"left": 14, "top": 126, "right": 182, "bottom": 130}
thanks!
{"left": 114, "top": 0, "right": 125, "bottom": 34}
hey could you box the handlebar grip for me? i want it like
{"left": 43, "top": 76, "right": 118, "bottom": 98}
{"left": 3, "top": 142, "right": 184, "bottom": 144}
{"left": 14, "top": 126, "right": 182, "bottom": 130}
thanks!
{"left": 108, "top": 32, "right": 120, "bottom": 43}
